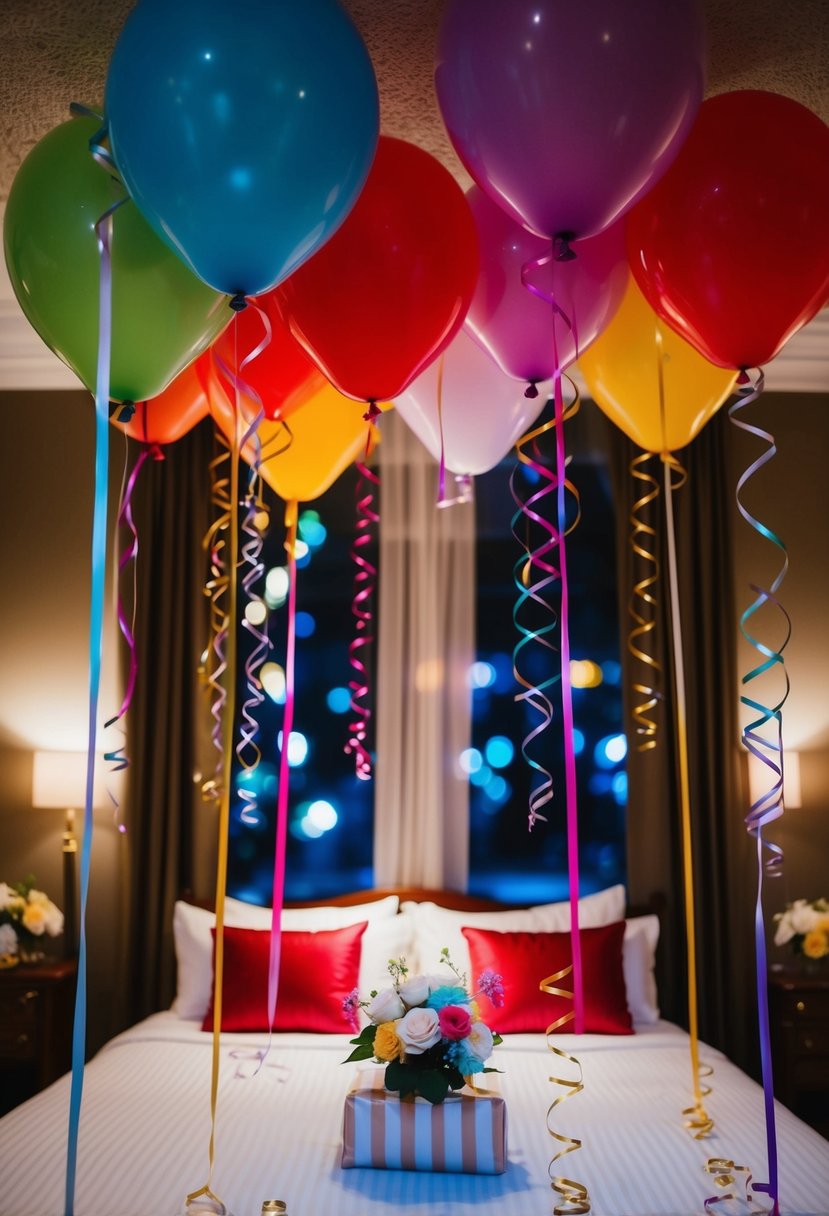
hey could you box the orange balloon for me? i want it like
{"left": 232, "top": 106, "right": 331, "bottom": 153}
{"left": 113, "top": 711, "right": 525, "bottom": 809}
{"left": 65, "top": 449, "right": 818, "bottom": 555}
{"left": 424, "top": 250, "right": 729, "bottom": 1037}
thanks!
{"left": 112, "top": 355, "right": 210, "bottom": 445}
{"left": 207, "top": 360, "right": 382, "bottom": 503}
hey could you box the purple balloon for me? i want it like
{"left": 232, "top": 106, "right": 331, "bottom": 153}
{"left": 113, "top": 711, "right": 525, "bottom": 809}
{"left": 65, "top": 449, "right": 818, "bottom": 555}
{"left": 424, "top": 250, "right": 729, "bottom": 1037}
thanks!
{"left": 436, "top": 0, "right": 705, "bottom": 241}
{"left": 464, "top": 186, "right": 629, "bottom": 385}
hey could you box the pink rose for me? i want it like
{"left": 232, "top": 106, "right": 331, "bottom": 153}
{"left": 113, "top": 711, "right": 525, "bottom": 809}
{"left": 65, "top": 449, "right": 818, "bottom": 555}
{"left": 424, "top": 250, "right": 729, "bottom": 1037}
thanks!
{"left": 397, "top": 1007, "right": 442, "bottom": 1055}
{"left": 438, "top": 1004, "right": 472, "bottom": 1041}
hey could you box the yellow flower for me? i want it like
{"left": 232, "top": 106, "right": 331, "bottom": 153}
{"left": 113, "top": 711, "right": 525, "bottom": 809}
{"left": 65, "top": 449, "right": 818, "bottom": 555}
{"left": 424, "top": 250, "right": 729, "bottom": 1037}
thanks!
{"left": 816, "top": 915, "right": 829, "bottom": 934}
{"left": 468, "top": 1000, "right": 481, "bottom": 1023}
{"left": 374, "top": 1020, "right": 403, "bottom": 1062}
{"left": 22, "top": 902, "right": 47, "bottom": 936}
{"left": 803, "top": 930, "right": 829, "bottom": 960}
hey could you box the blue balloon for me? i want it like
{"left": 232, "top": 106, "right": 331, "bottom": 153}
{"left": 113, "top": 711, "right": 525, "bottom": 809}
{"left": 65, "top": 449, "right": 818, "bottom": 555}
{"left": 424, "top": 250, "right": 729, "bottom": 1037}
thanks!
{"left": 106, "top": 0, "right": 379, "bottom": 297}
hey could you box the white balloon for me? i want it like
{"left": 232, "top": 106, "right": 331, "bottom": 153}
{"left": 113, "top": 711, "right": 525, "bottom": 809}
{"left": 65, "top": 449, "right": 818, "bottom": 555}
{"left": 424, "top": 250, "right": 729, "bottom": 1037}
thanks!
{"left": 395, "top": 329, "right": 550, "bottom": 477}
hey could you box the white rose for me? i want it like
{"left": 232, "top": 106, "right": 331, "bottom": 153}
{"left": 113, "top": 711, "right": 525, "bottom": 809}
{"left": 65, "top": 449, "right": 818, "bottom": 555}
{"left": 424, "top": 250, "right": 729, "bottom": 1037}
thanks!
{"left": 28, "top": 889, "right": 50, "bottom": 907}
{"left": 774, "top": 914, "right": 795, "bottom": 946}
{"left": 466, "top": 1021, "right": 494, "bottom": 1062}
{"left": 423, "top": 970, "right": 458, "bottom": 992}
{"left": 43, "top": 901, "right": 64, "bottom": 937}
{"left": 398, "top": 975, "right": 431, "bottom": 1008}
{"left": 397, "top": 1007, "right": 442, "bottom": 1055}
{"left": 790, "top": 900, "right": 820, "bottom": 935}
{"left": 367, "top": 987, "right": 406, "bottom": 1025}
{"left": 0, "top": 923, "right": 18, "bottom": 954}
{"left": 0, "top": 883, "right": 14, "bottom": 911}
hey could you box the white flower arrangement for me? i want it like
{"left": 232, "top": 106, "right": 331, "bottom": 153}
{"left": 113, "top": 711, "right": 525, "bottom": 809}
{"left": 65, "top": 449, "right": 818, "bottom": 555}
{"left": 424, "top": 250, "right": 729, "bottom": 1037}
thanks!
{"left": 0, "top": 876, "right": 64, "bottom": 964}
{"left": 773, "top": 897, "right": 829, "bottom": 960}
{"left": 342, "top": 951, "right": 504, "bottom": 1105}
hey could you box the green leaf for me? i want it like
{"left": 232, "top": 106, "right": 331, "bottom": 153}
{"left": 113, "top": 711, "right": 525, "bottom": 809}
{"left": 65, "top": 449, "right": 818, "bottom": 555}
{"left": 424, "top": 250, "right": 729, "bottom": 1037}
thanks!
{"left": 447, "top": 1067, "right": 465, "bottom": 1090}
{"left": 342, "top": 1043, "right": 377, "bottom": 1064}
{"left": 383, "top": 1059, "right": 407, "bottom": 1092}
{"left": 492, "top": 1032, "right": 503, "bottom": 1046}
{"left": 417, "top": 1069, "right": 450, "bottom": 1105}
{"left": 482, "top": 1066, "right": 503, "bottom": 1074}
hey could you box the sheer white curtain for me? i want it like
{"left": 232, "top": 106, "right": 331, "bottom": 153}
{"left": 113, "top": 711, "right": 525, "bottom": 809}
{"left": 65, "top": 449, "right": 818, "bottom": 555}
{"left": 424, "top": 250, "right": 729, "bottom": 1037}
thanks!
{"left": 374, "top": 411, "right": 475, "bottom": 889}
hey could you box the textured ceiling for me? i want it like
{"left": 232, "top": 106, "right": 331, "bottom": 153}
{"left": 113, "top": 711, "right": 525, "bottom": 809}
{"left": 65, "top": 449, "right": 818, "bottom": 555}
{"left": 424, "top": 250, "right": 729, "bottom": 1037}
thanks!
{"left": 0, "top": 0, "right": 827, "bottom": 392}
{"left": 1, "top": 0, "right": 828, "bottom": 199}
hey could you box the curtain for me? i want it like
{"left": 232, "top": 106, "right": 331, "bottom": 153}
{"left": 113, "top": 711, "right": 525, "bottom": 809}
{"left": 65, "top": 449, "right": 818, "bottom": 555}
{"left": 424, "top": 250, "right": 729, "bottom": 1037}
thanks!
{"left": 119, "top": 419, "right": 214, "bottom": 1025}
{"left": 374, "top": 412, "right": 475, "bottom": 890}
{"left": 608, "top": 407, "right": 757, "bottom": 1073}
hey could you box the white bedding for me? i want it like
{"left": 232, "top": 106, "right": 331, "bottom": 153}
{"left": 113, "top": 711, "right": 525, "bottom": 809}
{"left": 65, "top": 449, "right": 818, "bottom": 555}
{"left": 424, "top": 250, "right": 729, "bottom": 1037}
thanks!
{"left": 1, "top": 1012, "right": 828, "bottom": 1216}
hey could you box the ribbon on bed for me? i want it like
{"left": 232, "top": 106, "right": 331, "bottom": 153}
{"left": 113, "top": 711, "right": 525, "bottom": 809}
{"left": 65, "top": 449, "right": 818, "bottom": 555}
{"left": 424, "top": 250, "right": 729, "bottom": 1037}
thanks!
{"left": 728, "top": 367, "right": 786, "bottom": 1216}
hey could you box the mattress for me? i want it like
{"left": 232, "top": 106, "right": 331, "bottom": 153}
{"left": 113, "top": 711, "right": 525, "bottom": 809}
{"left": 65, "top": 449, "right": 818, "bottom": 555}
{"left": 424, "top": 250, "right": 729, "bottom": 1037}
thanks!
{"left": 1, "top": 1012, "right": 827, "bottom": 1216}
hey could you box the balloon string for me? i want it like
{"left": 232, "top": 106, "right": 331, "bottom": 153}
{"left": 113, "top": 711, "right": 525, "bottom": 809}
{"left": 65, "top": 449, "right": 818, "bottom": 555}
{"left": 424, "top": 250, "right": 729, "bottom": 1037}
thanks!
{"left": 661, "top": 453, "right": 715, "bottom": 1138}
{"left": 185, "top": 360, "right": 241, "bottom": 1216}
{"left": 266, "top": 504, "right": 299, "bottom": 1047}
{"left": 201, "top": 430, "right": 232, "bottom": 805}
{"left": 539, "top": 965, "right": 590, "bottom": 1215}
{"left": 345, "top": 432, "right": 379, "bottom": 781}
{"left": 628, "top": 452, "right": 663, "bottom": 751}
{"left": 64, "top": 195, "right": 122, "bottom": 1216}
{"left": 728, "top": 368, "right": 786, "bottom": 1216}
{"left": 435, "top": 353, "right": 447, "bottom": 504}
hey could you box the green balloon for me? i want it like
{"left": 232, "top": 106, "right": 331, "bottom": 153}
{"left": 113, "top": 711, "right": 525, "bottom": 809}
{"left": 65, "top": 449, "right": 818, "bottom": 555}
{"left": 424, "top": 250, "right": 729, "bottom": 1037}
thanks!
{"left": 4, "top": 116, "right": 231, "bottom": 402}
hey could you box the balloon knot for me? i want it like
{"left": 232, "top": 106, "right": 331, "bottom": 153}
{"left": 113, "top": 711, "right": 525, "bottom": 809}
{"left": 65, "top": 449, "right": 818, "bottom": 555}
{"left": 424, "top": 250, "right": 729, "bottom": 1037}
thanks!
{"left": 736, "top": 368, "right": 751, "bottom": 386}
{"left": 229, "top": 293, "right": 248, "bottom": 312}
{"left": 524, "top": 381, "right": 539, "bottom": 399}
{"left": 553, "top": 232, "right": 577, "bottom": 263}
{"left": 149, "top": 443, "right": 165, "bottom": 462}
{"left": 114, "top": 400, "right": 136, "bottom": 423}
{"left": 363, "top": 400, "right": 381, "bottom": 422}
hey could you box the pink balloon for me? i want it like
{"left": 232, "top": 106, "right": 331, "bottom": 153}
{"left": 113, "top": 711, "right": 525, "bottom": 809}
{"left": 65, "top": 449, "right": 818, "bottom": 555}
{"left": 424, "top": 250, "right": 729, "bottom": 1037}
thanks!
{"left": 395, "top": 328, "right": 549, "bottom": 477}
{"left": 464, "top": 186, "right": 629, "bottom": 386}
{"left": 436, "top": 0, "right": 705, "bottom": 241}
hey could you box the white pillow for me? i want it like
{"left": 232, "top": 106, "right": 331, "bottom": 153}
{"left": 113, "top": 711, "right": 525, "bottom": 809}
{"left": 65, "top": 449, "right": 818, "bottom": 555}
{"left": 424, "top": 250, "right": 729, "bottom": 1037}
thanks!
{"left": 401, "top": 884, "right": 626, "bottom": 980}
{"left": 172, "top": 895, "right": 407, "bottom": 1021}
{"left": 622, "top": 915, "right": 660, "bottom": 1025}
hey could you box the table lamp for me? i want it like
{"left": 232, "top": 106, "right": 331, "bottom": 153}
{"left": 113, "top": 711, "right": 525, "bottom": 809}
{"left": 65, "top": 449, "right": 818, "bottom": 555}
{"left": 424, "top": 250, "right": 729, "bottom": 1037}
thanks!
{"left": 31, "top": 751, "right": 106, "bottom": 958}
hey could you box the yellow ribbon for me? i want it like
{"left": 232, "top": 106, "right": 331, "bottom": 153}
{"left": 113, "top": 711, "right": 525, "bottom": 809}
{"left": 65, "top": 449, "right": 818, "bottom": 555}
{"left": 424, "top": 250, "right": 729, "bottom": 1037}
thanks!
{"left": 540, "top": 965, "right": 591, "bottom": 1215}
{"left": 628, "top": 451, "right": 663, "bottom": 751}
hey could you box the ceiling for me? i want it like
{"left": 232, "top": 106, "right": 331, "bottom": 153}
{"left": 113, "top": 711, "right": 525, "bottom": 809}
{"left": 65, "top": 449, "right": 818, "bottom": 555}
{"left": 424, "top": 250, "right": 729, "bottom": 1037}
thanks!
{"left": 1, "top": 0, "right": 828, "bottom": 393}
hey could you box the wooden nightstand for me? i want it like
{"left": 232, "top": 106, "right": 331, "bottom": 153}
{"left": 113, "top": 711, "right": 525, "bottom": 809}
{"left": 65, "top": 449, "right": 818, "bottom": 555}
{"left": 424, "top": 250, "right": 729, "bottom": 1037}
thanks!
{"left": 768, "top": 964, "right": 829, "bottom": 1138}
{"left": 0, "top": 958, "right": 77, "bottom": 1116}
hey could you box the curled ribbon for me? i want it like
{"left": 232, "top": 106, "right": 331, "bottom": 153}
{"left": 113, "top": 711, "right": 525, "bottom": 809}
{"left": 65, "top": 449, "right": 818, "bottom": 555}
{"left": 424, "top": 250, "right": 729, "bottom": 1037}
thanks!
{"left": 729, "top": 368, "right": 787, "bottom": 1216}
{"left": 703, "top": 1157, "right": 768, "bottom": 1213}
{"left": 201, "top": 431, "right": 232, "bottom": 804}
{"left": 628, "top": 452, "right": 663, "bottom": 751}
{"left": 345, "top": 448, "right": 380, "bottom": 781}
{"left": 539, "top": 965, "right": 590, "bottom": 1215}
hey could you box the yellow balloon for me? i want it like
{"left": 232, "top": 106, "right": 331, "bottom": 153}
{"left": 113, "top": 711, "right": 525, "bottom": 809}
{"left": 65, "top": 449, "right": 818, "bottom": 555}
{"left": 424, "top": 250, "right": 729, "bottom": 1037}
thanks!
{"left": 579, "top": 278, "right": 737, "bottom": 453}
{"left": 208, "top": 363, "right": 383, "bottom": 503}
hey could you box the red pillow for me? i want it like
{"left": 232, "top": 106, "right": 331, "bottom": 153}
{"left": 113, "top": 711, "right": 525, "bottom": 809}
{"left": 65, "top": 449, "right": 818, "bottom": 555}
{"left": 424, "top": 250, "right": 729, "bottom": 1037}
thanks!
{"left": 201, "top": 921, "right": 367, "bottom": 1033}
{"left": 462, "top": 921, "right": 632, "bottom": 1035}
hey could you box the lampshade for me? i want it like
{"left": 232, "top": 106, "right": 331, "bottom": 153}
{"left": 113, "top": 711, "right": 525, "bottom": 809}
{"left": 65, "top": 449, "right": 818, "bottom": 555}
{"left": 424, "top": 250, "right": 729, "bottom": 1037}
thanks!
{"left": 747, "top": 749, "right": 802, "bottom": 810}
{"left": 32, "top": 750, "right": 108, "bottom": 809}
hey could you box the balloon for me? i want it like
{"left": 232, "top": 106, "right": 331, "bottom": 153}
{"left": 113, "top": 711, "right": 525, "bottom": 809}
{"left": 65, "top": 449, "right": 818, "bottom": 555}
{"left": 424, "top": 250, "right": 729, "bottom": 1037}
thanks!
{"left": 210, "top": 293, "right": 326, "bottom": 422}
{"left": 207, "top": 359, "right": 380, "bottom": 503}
{"left": 3, "top": 116, "right": 230, "bottom": 402}
{"left": 579, "top": 278, "right": 737, "bottom": 453}
{"left": 106, "top": 0, "right": 379, "bottom": 297}
{"left": 112, "top": 355, "right": 210, "bottom": 445}
{"left": 627, "top": 91, "right": 829, "bottom": 370}
{"left": 464, "top": 186, "right": 628, "bottom": 386}
{"left": 396, "top": 328, "right": 549, "bottom": 477}
{"left": 436, "top": 0, "right": 704, "bottom": 242}
{"left": 274, "top": 136, "right": 479, "bottom": 402}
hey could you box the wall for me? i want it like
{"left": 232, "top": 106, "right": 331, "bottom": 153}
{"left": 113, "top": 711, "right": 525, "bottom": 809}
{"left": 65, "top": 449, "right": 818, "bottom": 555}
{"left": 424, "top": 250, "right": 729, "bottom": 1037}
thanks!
{"left": 727, "top": 390, "right": 829, "bottom": 955}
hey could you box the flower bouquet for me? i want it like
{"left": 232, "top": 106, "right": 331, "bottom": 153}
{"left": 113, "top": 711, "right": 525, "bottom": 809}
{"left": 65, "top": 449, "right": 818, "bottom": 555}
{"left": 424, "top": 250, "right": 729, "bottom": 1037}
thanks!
{"left": 0, "top": 875, "right": 64, "bottom": 966}
{"left": 342, "top": 951, "right": 504, "bottom": 1105}
{"left": 774, "top": 898, "right": 829, "bottom": 962}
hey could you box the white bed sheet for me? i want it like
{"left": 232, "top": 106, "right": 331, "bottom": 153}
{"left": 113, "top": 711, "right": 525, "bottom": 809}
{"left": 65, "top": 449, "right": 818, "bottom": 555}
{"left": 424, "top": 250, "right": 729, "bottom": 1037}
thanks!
{"left": 1, "top": 1012, "right": 827, "bottom": 1216}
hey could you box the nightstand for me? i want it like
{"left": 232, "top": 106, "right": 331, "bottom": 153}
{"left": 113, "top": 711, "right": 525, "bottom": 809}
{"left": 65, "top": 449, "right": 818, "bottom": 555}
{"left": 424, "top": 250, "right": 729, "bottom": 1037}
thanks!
{"left": 0, "top": 958, "right": 77, "bottom": 1116}
{"left": 768, "top": 964, "right": 829, "bottom": 1138}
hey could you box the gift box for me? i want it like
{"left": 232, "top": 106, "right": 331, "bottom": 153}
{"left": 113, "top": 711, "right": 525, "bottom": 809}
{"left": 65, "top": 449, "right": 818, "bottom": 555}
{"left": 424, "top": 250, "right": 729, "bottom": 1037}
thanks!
{"left": 341, "top": 1068, "right": 507, "bottom": 1174}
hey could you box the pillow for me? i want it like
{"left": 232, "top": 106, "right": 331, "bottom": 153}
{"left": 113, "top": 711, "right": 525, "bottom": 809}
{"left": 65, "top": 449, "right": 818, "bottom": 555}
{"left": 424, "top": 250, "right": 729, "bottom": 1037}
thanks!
{"left": 401, "top": 885, "right": 626, "bottom": 979}
{"left": 462, "top": 921, "right": 633, "bottom": 1035}
{"left": 623, "top": 915, "right": 660, "bottom": 1025}
{"left": 172, "top": 895, "right": 409, "bottom": 1020}
{"left": 201, "top": 921, "right": 367, "bottom": 1033}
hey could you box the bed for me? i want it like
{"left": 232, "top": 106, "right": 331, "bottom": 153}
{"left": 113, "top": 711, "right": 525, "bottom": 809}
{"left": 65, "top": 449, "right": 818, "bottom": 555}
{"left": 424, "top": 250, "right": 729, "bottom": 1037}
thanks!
{"left": 1, "top": 887, "right": 828, "bottom": 1216}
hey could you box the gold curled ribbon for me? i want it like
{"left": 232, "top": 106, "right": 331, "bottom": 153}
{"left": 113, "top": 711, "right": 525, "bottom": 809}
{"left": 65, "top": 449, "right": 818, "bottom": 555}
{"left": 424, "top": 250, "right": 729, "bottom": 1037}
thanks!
{"left": 200, "top": 428, "right": 233, "bottom": 803}
{"left": 661, "top": 452, "right": 714, "bottom": 1139}
{"left": 628, "top": 451, "right": 663, "bottom": 751}
{"left": 703, "top": 1157, "right": 769, "bottom": 1214}
{"left": 539, "top": 965, "right": 591, "bottom": 1215}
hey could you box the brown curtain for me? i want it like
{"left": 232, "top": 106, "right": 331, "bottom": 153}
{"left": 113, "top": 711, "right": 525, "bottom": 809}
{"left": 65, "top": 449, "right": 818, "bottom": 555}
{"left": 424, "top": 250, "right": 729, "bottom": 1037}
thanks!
{"left": 119, "top": 419, "right": 214, "bottom": 1025}
{"left": 606, "top": 406, "right": 758, "bottom": 1073}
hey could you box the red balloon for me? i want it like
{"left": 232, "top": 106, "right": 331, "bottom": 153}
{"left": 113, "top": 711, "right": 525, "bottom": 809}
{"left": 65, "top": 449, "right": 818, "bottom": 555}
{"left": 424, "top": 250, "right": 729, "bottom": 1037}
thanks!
{"left": 273, "top": 136, "right": 480, "bottom": 402}
{"left": 210, "top": 294, "right": 325, "bottom": 421}
{"left": 113, "top": 356, "right": 210, "bottom": 445}
{"left": 627, "top": 91, "right": 829, "bottom": 370}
